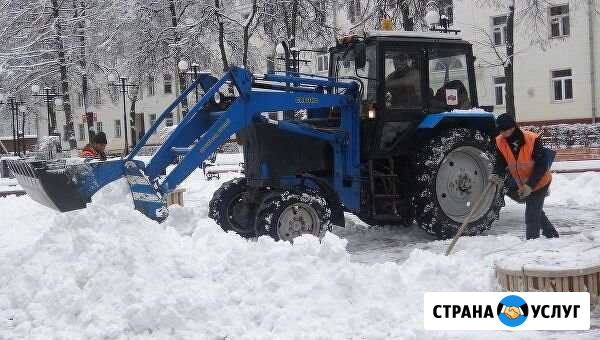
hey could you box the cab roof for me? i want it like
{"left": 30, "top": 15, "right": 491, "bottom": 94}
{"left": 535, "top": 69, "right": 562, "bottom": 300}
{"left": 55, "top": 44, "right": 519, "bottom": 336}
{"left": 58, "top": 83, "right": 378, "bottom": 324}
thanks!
{"left": 365, "top": 30, "right": 463, "bottom": 40}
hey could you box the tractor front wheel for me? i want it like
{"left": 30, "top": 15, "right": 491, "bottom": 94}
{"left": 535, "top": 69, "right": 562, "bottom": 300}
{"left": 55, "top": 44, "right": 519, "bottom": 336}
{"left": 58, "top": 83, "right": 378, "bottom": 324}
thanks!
{"left": 254, "top": 189, "right": 331, "bottom": 242}
{"left": 209, "top": 178, "right": 256, "bottom": 238}
{"left": 413, "top": 128, "right": 504, "bottom": 239}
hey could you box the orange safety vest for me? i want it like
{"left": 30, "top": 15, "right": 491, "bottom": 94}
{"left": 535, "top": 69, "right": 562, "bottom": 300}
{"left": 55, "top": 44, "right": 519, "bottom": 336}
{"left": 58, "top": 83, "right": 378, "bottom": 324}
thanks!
{"left": 495, "top": 130, "right": 552, "bottom": 192}
{"left": 80, "top": 145, "right": 99, "bottom": 159}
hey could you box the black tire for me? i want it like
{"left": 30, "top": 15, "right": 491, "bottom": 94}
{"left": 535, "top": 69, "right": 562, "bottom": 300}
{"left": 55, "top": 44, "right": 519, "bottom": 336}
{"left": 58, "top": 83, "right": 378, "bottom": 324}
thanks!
{"left": 254, "top": 189, "right": 331, "bottom": 242}
{"left": 413, "top": 128, "right": 505, "bottom": 239}
{"left": 208, "top": 178, "right": 256, "bottom": 238}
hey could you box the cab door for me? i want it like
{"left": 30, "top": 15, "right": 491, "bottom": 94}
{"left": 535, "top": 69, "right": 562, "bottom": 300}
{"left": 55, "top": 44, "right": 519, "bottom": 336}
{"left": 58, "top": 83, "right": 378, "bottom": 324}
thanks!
{"left": 374, "top": 44, "right": 427, "bottom": 156}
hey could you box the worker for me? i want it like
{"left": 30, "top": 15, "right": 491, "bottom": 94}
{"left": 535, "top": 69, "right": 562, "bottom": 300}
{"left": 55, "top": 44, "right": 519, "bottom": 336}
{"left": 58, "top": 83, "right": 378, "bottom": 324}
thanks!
{"left": 489, "top": 113, "right": 559, "bottom": 240}
{"left": 80, "top": 131, "right": 107, "bottom": 161}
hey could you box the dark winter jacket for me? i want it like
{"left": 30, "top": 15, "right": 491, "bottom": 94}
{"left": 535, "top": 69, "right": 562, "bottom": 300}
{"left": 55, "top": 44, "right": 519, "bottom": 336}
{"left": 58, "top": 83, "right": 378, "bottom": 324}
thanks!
{"left": 493, "top": 128, "right": 547, "bottom": 188}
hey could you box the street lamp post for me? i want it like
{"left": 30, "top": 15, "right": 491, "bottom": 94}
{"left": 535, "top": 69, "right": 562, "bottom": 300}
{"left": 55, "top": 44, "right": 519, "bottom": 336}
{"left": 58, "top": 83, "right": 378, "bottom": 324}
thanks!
{"left": 109, "top": 75, "right": 137, "bottom": 155}
{"left": 31, "top": 85, "right": 63, "bottom": 136}
{"left": 191, "top": 63, "right": 200, "bottom": 102}
{"left": 178, "top": 60, "right": 203, "bottom": 103}
{"left": 19, "top": 105, "right": 27, "bottom": 155}
{"left": 0, "top": 92, "right": 26, "bottom": 156}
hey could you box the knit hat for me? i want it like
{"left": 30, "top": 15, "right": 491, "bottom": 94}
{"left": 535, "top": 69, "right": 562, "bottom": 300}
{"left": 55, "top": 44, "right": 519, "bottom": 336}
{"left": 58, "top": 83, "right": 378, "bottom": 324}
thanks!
{"left": 495, "top": 113, "right": 517, "bottom": 132}
{"left": 93, "top": 131, "right": 107, "bottom": 145}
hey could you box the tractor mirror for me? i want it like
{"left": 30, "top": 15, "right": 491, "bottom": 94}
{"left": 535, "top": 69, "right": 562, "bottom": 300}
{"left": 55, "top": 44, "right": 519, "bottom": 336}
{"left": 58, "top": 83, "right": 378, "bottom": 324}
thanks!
{"left": 354, "top": 43, "right": 366, "bottom": 69}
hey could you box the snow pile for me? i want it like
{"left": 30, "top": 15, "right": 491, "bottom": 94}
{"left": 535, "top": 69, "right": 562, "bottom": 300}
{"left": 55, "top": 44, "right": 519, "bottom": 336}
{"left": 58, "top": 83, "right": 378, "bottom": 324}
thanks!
{"left": 546, "top": 172, "right": 600, "bottom": 209}
{"left": 495, "top": 231, "right": 600, "bottom": 272}
{"left": 1, "top": 172, "right": 598, "bottom": 338}
{"left": 0, "top": 179, "right": 514, "bottom": 340}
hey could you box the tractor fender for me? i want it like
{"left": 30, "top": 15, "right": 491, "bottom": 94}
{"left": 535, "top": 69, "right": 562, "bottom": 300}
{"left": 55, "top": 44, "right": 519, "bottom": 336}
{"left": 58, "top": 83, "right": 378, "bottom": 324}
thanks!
{"left": 297, "top": 173, "right": 346, "bottom": 228}
{"left": 417, "top": 112, "right": 496, "bottom": 136}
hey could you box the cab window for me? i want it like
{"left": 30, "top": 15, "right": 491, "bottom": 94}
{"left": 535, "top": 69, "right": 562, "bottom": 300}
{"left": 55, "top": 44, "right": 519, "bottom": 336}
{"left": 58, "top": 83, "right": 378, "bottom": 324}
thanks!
{"left": 428, "top": 49, "right": 472, "bottom": 112}
{"left": 333, "top": 44, "right": 377, "bottom": 102}
{"left": 384, "top": 51, "right": 423, "bottom": 110}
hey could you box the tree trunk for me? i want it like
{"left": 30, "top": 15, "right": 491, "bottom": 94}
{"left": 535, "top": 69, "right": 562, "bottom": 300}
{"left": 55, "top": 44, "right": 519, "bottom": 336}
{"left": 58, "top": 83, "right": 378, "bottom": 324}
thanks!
{"left": 401, "top": 4, "right": 413, "bottom": 31}
{"left": 242, "top": 0, "right": 258, "bottom": 68}
{"left": 51, "top": 0, "right": 76, "bottom": 149}
{"left": 504, "top": 5, "right": 516, "bottom": 118}
{"left": 75, "top": 0, "right": 92, "bottom": 142}
{"left": 168, "top": 0, "right": 188, "bottom": 119}
{"left": 215, "top": 0, "right": 229, "bottom": 71}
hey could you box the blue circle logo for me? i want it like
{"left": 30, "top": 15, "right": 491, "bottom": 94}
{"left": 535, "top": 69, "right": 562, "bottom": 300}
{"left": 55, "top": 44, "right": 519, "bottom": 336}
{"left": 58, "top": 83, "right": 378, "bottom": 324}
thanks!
{"left": 497, "top": 295, "right": 529, "bottom": 327}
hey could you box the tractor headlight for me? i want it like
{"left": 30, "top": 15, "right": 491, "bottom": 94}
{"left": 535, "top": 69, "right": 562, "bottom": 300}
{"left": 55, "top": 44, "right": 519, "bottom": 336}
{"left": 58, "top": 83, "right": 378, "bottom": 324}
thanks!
{"left": 367, "top": 104, "right": 376, "bottom": 119}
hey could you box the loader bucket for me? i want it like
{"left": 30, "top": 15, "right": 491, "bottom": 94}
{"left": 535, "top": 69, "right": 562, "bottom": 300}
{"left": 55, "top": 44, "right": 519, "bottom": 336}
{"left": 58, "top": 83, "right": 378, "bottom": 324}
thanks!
{"left": 6, "top": 158, "right": 168, "bottom": 222}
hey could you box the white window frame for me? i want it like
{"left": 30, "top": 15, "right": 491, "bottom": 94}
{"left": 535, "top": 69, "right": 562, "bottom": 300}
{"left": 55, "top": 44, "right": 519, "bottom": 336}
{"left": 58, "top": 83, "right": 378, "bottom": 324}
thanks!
{"left": 96, "top": 121, "right": 103, "bottom": 133}
{"left": 148, "top": 76, "right": 155, "bottom": 96}
{"left": 549, "top": 4, "right": 570, "bottom": 38}
{"left": 114, "top": 119, "right": 122, "bottom": 138}
{"left": 551, "top": 68, "right": 573, "bottom": 103}
{"left": 492, "top": 15, "right": 508, "bottom": 46}
{"left": 494, "top": 76, "right": 506, "bottom": 106}
{"left": 93, "top": 88, "right": 102, "bottom": 106}
{"left": 316, "top": 54, "right": 329, "bottom": 72}
{"left": 77, "top": 93, "right": 84, "bottom": 108}
{"left": 149, "top": 114, "right": 157, "bottom": 127}
{"left": 78, "top": 123, "right": 85, "bottom": 141}
{"left": 163, "top": 74, "right": 173, "bottom": 94}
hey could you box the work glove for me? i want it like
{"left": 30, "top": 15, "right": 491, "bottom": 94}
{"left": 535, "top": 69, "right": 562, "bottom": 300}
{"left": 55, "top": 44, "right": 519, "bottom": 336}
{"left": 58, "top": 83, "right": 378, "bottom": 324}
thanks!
{"left": 518, "top": 184, "right": 532, "bottom": 199}
{"left": 488, "top": 173, "right": 503, "bottom": 186}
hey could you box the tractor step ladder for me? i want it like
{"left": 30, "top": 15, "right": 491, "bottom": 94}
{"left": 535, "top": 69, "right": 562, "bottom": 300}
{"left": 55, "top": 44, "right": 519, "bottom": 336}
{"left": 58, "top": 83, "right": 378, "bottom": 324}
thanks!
{"left": 368, "top": 159, "right": 404, "bottom": 221}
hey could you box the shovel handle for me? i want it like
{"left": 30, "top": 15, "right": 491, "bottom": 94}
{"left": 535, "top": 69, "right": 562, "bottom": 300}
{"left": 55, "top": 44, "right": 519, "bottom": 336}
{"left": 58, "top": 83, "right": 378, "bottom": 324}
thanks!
{"left": 445, "top": 182, "right": 496, "bottom": 256}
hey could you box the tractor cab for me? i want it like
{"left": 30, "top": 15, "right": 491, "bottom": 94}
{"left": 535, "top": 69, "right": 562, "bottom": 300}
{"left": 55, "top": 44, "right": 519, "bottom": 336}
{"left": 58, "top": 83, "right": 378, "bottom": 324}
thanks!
{"left": 330, "top": 31, "right": 479, "bottom": 157}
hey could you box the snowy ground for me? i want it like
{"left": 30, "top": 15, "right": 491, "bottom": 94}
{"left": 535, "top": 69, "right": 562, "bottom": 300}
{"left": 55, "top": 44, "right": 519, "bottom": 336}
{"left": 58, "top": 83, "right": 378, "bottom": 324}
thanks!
{"left": 1, "top": 169, "right": 600, "bottom": 339}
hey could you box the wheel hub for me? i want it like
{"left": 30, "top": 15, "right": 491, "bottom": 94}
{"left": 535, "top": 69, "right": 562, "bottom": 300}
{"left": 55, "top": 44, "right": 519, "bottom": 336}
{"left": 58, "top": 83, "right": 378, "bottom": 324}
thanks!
{"left": 277, "top": 203, "right": 320, "bottom": 241}
{"left": 436, "top": 146, "right": 494, "bottom": 223}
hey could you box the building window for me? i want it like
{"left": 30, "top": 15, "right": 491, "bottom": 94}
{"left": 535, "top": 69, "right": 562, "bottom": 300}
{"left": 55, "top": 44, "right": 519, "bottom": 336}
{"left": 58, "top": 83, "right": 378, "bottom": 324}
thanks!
{"left": 114, "top": 119, "right": 121, "bottom": 138}
{"left": 316, "top": 54, "right": 329, "bottom": 72}
{"left": 166, "top": 113, "right": 173, "bottom": 127}
{"left": 551, "top": 69, "right": 573, "bottom": 102}
{"left": 163, "top": 74, "right": 173, "bottom": 94}
{"left": 148, "top": 76, "right": 155, "bottom": 96}
{"left": 494, "top": 76, "right": 506, "bottom": 106}
{"left": 93, "top": 88, "right": 102, "bottom": 106}
{"left": 439, "top": 0, "right": 453, "bottom": 26}
{"left": 550, "top": 5, "right": 569, "bottom": 38}
{"left": 149, "top": 114, "right": 157, "bottom": 127}
{"left": 77, "top": 93, "right": 84, "bottom": 108}
{"left": 96, "top": 121, "right": 103, "bottom": 133}
{"left": 492, "top": 15, "right": 508, "bottom": 46}
{"left": 78, "top": 124, "right": 85, "bottom": 141}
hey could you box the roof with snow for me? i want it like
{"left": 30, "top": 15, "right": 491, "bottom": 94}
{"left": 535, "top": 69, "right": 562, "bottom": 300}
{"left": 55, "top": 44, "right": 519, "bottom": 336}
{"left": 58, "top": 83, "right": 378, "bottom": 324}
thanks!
{"left": 366, "top": 30, "right": 463, "bottom": 40}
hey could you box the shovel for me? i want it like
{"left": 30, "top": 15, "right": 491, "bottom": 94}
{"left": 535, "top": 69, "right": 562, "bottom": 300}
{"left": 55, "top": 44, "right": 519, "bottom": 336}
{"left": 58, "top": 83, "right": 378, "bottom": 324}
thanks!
{"left": 445, "top": 182, "right": 496, "bottom": 256}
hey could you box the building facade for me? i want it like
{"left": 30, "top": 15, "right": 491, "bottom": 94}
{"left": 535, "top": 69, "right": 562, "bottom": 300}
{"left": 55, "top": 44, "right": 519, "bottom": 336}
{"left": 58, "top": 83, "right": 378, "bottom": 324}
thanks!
{"left": 454, "top": 0, "right": 599, "bottom": 124}
{"left": 45, "top": 72, "right": 187, "bottom": 154}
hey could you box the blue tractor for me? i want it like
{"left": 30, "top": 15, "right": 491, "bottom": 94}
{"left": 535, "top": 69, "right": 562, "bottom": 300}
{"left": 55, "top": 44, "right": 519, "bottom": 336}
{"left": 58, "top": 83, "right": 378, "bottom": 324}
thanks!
{"left": 8, "top": 31, "right": 504, "bottom": 240}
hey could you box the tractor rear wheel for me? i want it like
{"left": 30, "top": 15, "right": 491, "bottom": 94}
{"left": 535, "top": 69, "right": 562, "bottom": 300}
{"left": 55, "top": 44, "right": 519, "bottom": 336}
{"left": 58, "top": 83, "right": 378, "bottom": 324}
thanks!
{"left": 209, "top": 178, "right": 256, "bottom": 238}
{"left": 413, "top": 128, "right": 504, "bottom": 239}
{"left": 254, "top": 189, "right": 331, "bottom": 242}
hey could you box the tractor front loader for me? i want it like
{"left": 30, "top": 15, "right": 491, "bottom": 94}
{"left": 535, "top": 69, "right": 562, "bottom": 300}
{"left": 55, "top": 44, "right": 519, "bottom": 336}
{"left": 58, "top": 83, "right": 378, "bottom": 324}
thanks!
{"left": 9, "top": 30, "right": 505, "bottom": 241}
